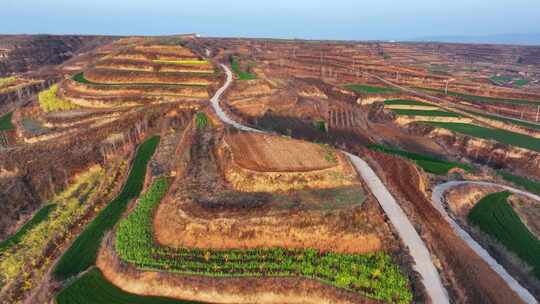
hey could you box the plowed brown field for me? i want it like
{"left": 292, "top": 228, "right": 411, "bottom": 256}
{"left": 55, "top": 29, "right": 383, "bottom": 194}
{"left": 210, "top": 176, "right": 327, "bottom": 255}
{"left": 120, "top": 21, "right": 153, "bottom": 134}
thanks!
{"left": 225, "top": 131, "right": 337, "bottom": 172}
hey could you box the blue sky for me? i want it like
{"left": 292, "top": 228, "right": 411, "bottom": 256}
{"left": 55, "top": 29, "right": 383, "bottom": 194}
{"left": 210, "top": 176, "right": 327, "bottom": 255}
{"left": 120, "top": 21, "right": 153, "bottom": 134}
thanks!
{"left": 1, "top": 0, "right": 538, "bottom": 40}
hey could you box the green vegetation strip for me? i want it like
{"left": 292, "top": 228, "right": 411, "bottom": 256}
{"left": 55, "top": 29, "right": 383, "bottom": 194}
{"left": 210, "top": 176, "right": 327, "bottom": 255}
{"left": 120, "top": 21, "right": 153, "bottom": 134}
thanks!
{"left": 53, "top": 136, "right": 160, "bottom": 280}
{"left": 0, "top": 112, "right": 14, "bottom": 131}
{"left": 392, "top": 109, "right": 461, "bottom": 118}
{"left": 490, "top": 75, "right": 513, "bottom": 83}
{"left": 56, "top": 268, "right": 200, "bottom": 304}
{"left": 0, "top": 204, "right": 56, "bottom": 253}
{"left": 230, "top": 56, "right": 256, "bottom": 80}
{"left": 423, "top": 122, "right": 540, "bottom": 153}
{"left": 468, "top": 191, "right": 540, "bottom": 279}
{"left": 513, "top": 79, "right": 529, "bottom": 87}
{"left": 383, "top": 99, "right": 432, "bottom": 106}
{"left": 499, "top": 172, "right": 540, "bottom": 196}
{"left": 344, "top": 84, "right": 398, "bottom": 94}
{"left": 368, "top": 144, "right": 472, "bottom": 175}
{"left": 114, "top": 178, "right": 413, "bottom": 303}
{"left": 462, "top": 109, "right": 540, "bottom": 132}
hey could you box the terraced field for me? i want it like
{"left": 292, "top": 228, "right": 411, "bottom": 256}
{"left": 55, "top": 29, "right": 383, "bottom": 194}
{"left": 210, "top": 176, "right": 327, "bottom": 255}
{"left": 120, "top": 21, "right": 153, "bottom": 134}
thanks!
{"left": 383, "top": 99, "right": 433, "bottom": 107}
{"left": 345, "top": 84, "right": 398, "bottom": 94}
{"left": 425, "top": 122, "right": 540, "bottom": 152}
{"left": 468, "top": 191, "right": 540, "bottom": 279}
{"left": 499, "top": 172, "right": 540, "bottom": 195}
{"left": 368, "top": 144, "right": 472, "bottom": 175}
{"left": 462, "top": 109, "right": 540, "bottom": 132}
{"left": 114, "top": 178, "right": 413, "bottom": 303}
{"left": 418, "top": 87, "right": 540, "bottom": 105}
{"left": 53, "top": 136, "right": 160, "bottom": 279}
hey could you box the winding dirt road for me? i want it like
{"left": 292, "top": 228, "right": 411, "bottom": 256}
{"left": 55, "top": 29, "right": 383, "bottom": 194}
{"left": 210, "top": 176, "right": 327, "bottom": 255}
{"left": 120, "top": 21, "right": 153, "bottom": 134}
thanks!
{"left": 212, "top": 63, "right": 450, "bottom": 304}
{"left": 432, "top": 181, "right": 539, "bottom": 304}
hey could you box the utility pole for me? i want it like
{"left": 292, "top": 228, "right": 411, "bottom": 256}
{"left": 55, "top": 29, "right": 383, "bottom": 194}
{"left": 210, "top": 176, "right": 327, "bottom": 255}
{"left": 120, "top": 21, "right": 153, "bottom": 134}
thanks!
{"left": 445, "top": 78, "right": 455, "bottom": 95}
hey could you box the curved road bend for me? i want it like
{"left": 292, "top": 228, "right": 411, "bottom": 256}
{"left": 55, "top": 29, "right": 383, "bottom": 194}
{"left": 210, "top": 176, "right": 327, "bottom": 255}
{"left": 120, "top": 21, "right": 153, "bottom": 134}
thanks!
{"left": 211, "top": 63, "right": 450, "bottom": 304}
{"left": 433, "top": 181, "right": 539, "bottom": 304}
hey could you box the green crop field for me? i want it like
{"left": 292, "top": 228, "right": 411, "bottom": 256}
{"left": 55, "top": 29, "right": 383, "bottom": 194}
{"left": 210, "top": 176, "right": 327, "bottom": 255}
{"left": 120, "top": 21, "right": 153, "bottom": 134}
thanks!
{"left": 0, "top": 204, "right": 56, "bottom": 253}
{"left": 499, "top": 172, "right": 540, "bottom": 196}
{"left": 424, "top": 122, "right": 540, "bottom": 153}
{"left": 513, "top": 79, "right": 529, "bottom": 87}
{"left": 392, "top": 109, "right": 461, "bottom": 117}
{"left": 53, "top": 136, "right": 160, "bottom": 280}
{"left": 469, "top": 191, "right": 540, "bottom": 279}
{"left": 72, "top": 72, "right": 91, "bottom": 84}
{"left": 114, "top": 178, "right": 413, "bottom": 303}
{"left": 462, "top": 109, "right": 540, "bottom": 132}
{"left": 0, "top": 112, "right": 14, "bottom": 131}
{"left": 383, "top": 99, "right": 433, "bottom": 106}
{"left": 490, "top": 75, "right": 513, "bottom": 83}
{"left": 344, "top": 84, "right": 398, "bottom": 94}
{"left": 153, "top": 60, "right": 209, "bottom": 65}
{"left": 230, "top": 57, "right": 256, "bottom": 80}
{"left": 56, "top": 268, "right": 201, "bottom": 304}
{"left": 368, "top": 144, "right": 472, "bottom": 175}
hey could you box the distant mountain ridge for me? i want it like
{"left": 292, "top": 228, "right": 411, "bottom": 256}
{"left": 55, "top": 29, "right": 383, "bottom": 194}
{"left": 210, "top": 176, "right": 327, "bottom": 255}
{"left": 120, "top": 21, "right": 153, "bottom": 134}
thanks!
{"left": 410, "top": 33, "right": 540, "bottom": 46}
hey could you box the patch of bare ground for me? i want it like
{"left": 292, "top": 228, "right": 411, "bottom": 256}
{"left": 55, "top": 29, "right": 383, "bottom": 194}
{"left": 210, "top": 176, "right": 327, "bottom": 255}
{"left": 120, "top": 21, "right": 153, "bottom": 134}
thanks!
{"left": 364, "top": 150, "right": 527, "bottom": 304}
{"left": 222, "top": 131, "right": 359, "bottom": 192}
{"left": 510, "top": 195, "right": 540, "bottom": 238}
{"left": 96, "top": 234, "right": 380, "bottom": 304}
{"left": 444, "top": 183, "right": 500, "bottom": 217}
{"left": 224, "top": 131, "right": 337, "bottom": 172}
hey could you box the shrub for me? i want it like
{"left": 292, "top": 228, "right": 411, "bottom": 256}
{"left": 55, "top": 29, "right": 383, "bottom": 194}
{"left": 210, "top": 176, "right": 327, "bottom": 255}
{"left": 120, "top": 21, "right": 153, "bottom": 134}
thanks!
{"left": 195, "top": 112, "right": 209, "bottom": 129}
{"left": 0, "top": 112, "right": 14, "bottom": 131}
{"left": 38, "top": 85, "right": 78, "bottom": 112}
{"left": 230, "top": 56, "right": 256, "bottom": 80}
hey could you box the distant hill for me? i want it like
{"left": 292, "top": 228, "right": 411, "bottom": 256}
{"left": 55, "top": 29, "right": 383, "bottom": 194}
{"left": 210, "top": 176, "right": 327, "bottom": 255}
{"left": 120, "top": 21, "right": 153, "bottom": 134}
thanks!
{"left": 410, "top": 33, "right": 540, "bottom": 46}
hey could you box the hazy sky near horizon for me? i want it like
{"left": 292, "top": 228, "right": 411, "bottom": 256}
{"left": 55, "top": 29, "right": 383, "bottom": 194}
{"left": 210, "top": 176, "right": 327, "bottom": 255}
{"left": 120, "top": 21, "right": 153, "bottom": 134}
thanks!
{"left": 1, "top": 0, "right": 538, "bottom": 40}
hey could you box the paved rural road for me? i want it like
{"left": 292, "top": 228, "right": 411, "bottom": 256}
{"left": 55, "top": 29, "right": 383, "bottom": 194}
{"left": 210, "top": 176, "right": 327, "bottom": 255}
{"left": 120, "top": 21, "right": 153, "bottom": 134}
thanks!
{"left": 211, "top": 63, "right": 450, "bottom": 304}
{"left": 432, "top": 181, "right": 539, "bottom": 304}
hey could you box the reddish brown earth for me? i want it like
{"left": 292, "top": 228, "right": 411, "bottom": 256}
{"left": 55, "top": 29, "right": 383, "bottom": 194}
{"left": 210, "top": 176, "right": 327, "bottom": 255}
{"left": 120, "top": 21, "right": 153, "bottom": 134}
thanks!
{"left": 364, "top": 150, "right": 525, "bottom": 304}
